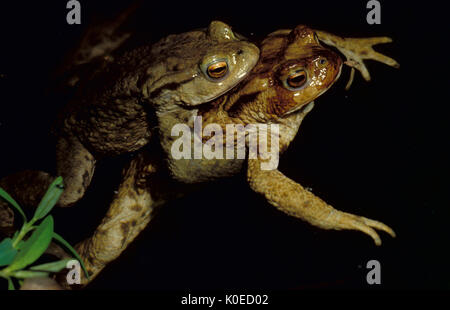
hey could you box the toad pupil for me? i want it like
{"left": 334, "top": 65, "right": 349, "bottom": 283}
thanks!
{"left": 208, "top": 62, "right": 228, "bottom": 78}
{"left": 288, "top": 72, "right": 307, "bottom": 88}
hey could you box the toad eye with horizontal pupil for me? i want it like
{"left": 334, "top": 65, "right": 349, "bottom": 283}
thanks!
{"left": 207, "top": 61, "right": 228, "bottom": 79}
{"left": 286, "top": 70, "right": 307, "bottom": 89}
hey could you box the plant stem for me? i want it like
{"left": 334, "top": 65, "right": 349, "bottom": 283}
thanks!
{"left": 0, "top": 269, "right": 9, "bottom": 279}
{"left": 11, "top": 222, "right": 34, "bottom": 248}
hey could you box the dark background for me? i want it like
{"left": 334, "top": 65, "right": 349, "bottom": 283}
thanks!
{"left": 0, "top": 0, "right": 448, "bottom": 291}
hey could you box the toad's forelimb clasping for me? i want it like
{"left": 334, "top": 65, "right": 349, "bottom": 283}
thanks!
{"left": 315, "top": 31, "right": 400, "bottom": 90}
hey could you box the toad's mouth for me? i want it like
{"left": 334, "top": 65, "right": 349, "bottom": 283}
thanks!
{"left": 179, "top": 71, "right": 252, "bottom": 111}
{"left": 283, "top": 101, "right": 315, "bottom": 117}
{"left": 281, "top": 63, "right": 342, "bottom": 117}
{"left": 208, "top": 74, "right": 251, "bottom": 103}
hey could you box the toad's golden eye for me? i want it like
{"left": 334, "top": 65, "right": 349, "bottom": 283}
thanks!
{"left": 207, "top": 61, "right": 228, "bottom": 79}
{"left": 287, "top": 70, "right": 307, "bottom": 89}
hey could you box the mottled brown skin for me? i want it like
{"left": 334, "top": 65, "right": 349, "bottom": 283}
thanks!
{"left": 0, "top": 19, "right": 399, "bottom": 288}
{"left": 0, "top": 21, "right": 259, "bottom": 211}
{"left": 74, "top": 25, "right": 398, "bottom": 286}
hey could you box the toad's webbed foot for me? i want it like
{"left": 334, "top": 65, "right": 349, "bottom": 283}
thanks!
{"left": 316, "top": 208, "right": 396, "bottom": 246}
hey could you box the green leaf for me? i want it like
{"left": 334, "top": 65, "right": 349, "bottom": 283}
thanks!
{"left": 0, "top": 187, "right": 27, "bottom": 223}
{"left": 30, "top": 258, "right": 72, "bottom": 273}
{"left": 6, "top": 216, "right": 54, "bottom": 272}
{"left": 53, "top": 232, "right": 89, "bottom": 280}
{"left": 12, "top": 270, "right": 49, "bottom": 279}
{"left": 32, "top": 176, "right": 64, "bottom": 221}
{"left": 0, "top": 238, "right": 17, "bottom": 266}
{"left": 8, "top": 277, "right": 15, "bottom": 290}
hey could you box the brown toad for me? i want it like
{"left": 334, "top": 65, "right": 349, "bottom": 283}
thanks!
{"left": 0, "top": 21, "right": 259, "bottom": 211}
{"left": 73, "top": 25, "right": 398, "bottom": 285}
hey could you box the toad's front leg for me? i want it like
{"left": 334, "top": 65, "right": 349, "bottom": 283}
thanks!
{"left": 247, "top": 159, "right": 395, "bottom": 245}
{"left": 315, "top": 30, "right": 399, "bottom": 87}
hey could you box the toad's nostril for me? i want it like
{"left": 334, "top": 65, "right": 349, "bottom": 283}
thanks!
{"left": 237, "top": 49, "right": 243, "bottom": 55}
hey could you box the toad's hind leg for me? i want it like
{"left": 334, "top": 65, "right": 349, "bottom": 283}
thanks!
{"left": 247, "top": 159, "right": 395, "bottom": 246}
{"left": 70, "top": 151, "right": 169, "bottom": 286}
